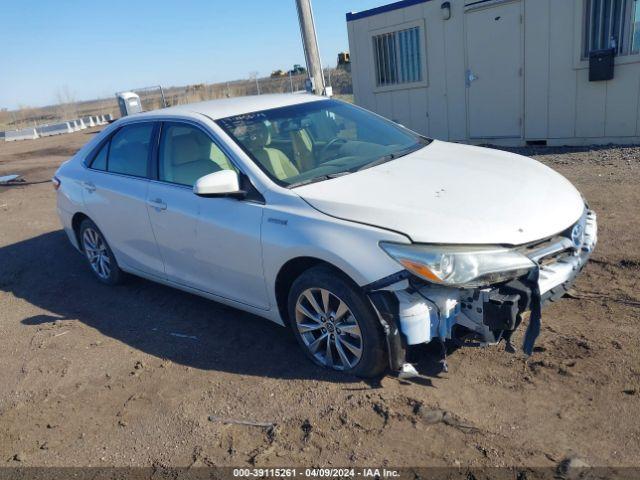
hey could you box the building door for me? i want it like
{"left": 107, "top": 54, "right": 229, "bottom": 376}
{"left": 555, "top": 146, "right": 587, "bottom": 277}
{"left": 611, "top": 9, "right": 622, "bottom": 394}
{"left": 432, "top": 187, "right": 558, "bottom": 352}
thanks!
{"left": 465, "top": 1, "right": 523, "bottom": 139}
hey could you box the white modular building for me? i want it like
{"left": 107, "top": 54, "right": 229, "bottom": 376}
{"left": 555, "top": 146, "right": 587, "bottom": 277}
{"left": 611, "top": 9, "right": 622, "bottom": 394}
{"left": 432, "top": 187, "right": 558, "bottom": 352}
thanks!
{"left": 347, "top": 0, "right": 640, "bottom": 145}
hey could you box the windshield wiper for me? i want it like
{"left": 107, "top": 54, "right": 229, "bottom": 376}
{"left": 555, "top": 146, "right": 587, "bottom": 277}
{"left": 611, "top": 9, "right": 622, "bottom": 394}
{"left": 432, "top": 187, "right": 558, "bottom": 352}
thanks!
{"left": 354, "top": 153, "right": 397, "bottom": 172}
{"left": 288, "top": 171, "right": 351, "bottom": 189}
{"left": 355, "top": 143, "right": 426, "bottom": 172}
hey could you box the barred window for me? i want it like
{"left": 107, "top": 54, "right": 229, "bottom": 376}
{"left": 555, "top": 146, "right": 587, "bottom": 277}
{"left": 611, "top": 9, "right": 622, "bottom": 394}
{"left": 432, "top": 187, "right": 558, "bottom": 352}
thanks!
{"left": 373, "top": 27, "right": 423, "bottom": 87}
{"left": 584, "top": 0, "right": 639, "bottom": 57}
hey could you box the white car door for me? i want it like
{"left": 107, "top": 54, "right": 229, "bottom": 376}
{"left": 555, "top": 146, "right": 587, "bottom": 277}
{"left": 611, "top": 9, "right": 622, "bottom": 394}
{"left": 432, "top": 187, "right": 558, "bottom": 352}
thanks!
{"left": 82, "top": 121, "right": 165, "bottom": 278}
{"left": 146, "top": 121, "right": 269, "bottom": 309}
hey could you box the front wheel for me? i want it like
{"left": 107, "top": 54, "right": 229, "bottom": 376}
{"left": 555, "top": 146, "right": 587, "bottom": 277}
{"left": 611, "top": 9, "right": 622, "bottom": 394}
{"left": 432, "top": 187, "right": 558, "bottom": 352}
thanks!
{"left": 287, "top": 266, "right": 388, "bottom": 378}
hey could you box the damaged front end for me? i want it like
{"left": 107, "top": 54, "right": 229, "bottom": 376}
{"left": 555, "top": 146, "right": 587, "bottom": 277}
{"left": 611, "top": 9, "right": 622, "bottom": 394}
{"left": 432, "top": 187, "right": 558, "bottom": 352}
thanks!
{"left": 367, "top": 210, "right": 598, "bottom": 374}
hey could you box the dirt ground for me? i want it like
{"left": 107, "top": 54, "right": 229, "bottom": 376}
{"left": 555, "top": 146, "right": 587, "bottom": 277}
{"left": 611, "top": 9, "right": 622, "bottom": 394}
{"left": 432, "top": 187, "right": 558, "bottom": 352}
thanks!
{"left": 0, "top": 129, "right": 638, "bottom": 470}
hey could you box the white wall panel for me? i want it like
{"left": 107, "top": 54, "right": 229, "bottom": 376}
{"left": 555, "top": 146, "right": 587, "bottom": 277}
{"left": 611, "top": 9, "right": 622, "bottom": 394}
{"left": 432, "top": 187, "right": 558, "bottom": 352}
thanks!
{"left": 390, "top": 89, "right": 411, "bottom": 127}
{"left": 605, "top": 64, "right": 640, "bottom": 137}
{"left": 424, "top": 1, "right": 449, "bottom": 140}
{"left": 443, "top": 0, "right": 467, "bottom": 140}
{"left": 548, "top": 0, "right": 577, "bottom": 139}
{"left": 575, "top": 68, "right": 606, "bottom": 138}
{"left": 375, "top": 91, "right": 394, "bottom": 121}
{"left": 524, "top": 0, "right": 549, "bottom": 139}
{"left": 409, "top": 86, "right": 429, "bottom": 135}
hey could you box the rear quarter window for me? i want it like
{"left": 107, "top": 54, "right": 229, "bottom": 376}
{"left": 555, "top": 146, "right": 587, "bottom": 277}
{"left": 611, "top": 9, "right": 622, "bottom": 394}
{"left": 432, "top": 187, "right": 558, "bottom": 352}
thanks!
{"left": 89, "top": 142, "right": 108, "bottom": 171}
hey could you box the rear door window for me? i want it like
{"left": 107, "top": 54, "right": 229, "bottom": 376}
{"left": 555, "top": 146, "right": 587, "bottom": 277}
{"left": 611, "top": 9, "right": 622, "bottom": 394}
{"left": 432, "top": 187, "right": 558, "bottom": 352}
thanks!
{"left": 107, "top": 123, "right": 154, "bottom": 177}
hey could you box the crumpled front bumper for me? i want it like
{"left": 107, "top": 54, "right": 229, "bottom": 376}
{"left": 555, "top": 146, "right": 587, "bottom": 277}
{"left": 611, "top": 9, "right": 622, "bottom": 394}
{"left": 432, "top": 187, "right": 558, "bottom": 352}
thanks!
{"left": 367, "top": 210, "right": 598, "bottom": 370}
{"left": 537, "top": 209, "right": 597, "bottom": 301}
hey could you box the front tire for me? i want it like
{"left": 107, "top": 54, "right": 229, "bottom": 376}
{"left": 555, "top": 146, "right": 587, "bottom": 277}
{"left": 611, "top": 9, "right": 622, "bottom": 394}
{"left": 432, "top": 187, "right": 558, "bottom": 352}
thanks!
{"left": 79, "top": 219, "right": 123, "bottom": 285}
{"left": 287, "top": 266, "right": 388, "bottom": 378}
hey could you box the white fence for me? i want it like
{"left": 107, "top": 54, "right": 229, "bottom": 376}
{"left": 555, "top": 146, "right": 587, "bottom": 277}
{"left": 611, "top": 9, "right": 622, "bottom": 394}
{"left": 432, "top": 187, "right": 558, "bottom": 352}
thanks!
{"left": 36, "top": 122, "right": 74, "bottom": 137}
{"left": 5, "top": 127, "right": 39, "bottom": 142}
{"left": 4, "top": 114, "right": 108, "bottom": 142}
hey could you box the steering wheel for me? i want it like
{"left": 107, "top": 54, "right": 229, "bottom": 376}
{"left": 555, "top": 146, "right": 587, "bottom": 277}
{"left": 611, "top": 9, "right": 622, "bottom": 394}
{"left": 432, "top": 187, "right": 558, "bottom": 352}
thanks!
{"left": 319, "top": 137, "right": 347, "bottom": 161}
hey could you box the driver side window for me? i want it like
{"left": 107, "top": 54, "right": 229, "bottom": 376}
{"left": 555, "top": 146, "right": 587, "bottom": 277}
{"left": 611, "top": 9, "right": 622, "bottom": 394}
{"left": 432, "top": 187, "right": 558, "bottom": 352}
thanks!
{"left": 159, "top": 123, "right": 237, "bottom": 187}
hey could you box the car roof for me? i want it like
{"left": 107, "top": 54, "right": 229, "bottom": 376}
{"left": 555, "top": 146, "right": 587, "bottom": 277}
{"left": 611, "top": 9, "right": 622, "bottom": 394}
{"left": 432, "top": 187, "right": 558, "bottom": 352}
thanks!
{"left": 134, "top": 93, "right": 328, "bottom": 121}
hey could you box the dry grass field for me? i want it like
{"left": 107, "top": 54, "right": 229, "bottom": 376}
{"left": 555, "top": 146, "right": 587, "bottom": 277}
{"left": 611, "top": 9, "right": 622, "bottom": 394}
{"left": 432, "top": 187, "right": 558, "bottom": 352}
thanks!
{"left": 0, "top": 69, "right": 352, "bottom": 132}
{"left": 0, "top": 128, "right": 638, "bottom": 472}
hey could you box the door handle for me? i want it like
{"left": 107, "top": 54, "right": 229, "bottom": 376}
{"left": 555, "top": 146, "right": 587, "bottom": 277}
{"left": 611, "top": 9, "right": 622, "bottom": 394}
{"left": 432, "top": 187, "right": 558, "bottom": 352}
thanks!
{"left": 147, "top": 198, "right": 167, "bottom": 211}
{"left": 82, "top": 181, "right": 96, "bottom": 193}
{"left": 465, "top": 69, "right": 479, "bottom": 87}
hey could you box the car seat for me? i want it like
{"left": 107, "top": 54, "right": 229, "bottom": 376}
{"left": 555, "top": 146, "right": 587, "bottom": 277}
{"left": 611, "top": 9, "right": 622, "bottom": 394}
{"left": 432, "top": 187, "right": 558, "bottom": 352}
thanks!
{"left": 165, "top": 133, "right": 221, "bottom": 186}
{"left": 245, "top": 123, "right": 299, "bottom": 181}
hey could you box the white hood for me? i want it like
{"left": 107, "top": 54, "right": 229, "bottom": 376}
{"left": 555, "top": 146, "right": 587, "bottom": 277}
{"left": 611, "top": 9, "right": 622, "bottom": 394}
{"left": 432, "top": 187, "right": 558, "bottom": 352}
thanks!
{"left": 295, "top": 140, "right": 584, "bottom": 245}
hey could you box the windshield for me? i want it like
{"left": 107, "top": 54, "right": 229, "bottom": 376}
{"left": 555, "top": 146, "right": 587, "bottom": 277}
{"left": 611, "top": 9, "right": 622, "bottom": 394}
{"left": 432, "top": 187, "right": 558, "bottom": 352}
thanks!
{"left": 216, "top": 99, "right": 429, "bottom": 187}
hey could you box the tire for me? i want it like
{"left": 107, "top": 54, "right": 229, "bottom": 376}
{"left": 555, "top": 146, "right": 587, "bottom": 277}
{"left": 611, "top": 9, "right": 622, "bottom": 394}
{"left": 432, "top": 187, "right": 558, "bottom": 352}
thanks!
{"left": 287, "top": 265, "right": 388, "bottom": 378}
{"left": 78, "top": 219, "right": 123, "bottom": 285}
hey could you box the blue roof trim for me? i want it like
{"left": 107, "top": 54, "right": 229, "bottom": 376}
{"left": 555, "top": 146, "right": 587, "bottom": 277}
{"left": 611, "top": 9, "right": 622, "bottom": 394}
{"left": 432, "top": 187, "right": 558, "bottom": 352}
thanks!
{"left": 346, "top": 0, "right": 431, "bottom": 22}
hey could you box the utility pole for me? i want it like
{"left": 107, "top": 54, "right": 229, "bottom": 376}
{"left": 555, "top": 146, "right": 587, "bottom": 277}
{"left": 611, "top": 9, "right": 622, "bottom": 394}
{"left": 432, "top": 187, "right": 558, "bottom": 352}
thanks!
{"left": 159, "top": 85, "right": 167, "bottom": 108}
{"left": 249, "top": 71, "right": 261, "bottom": 95}
{"left": 295, "top": 0, "right": 326, "bottom": 96}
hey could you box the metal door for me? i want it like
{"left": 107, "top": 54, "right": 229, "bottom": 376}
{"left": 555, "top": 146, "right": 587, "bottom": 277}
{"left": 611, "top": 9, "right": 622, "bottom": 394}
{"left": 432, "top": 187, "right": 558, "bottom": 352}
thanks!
{"left": 465, "top": 1, "right": 523, "bottom": 139}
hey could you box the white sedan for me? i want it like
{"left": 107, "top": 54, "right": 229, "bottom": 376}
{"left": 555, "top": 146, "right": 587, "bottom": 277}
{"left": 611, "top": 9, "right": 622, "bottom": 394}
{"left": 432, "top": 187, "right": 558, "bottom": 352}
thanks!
{"left": 54, "top": 94, "right": 597, "bottom": 377}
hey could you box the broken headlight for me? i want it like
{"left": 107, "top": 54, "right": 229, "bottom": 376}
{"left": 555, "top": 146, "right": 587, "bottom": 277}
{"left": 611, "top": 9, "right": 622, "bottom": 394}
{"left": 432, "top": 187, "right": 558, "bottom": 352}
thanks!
{"left": 380, "top": 242, "right": 536, "bottom": 287}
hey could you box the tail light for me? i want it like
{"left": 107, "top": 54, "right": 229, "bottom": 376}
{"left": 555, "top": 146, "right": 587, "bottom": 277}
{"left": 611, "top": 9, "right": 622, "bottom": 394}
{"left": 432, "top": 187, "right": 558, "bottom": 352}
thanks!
{"left": 52, "top": 176, "right": 61, "bottom": 191}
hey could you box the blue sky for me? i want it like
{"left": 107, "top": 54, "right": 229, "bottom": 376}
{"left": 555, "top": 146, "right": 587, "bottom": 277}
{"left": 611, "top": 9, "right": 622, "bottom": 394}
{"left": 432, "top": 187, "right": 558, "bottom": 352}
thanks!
{"left": 0, "top": 0, "right": 385, "bottom": 110}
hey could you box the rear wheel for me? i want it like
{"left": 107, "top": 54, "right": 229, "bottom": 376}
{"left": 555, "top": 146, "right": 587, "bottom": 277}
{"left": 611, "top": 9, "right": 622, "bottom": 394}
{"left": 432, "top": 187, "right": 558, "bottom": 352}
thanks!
{"left": 287, "top": 266, "right": 387, "bottom": 378}
{"left": 79, "top": 219, "right": 123, "bottom": 285}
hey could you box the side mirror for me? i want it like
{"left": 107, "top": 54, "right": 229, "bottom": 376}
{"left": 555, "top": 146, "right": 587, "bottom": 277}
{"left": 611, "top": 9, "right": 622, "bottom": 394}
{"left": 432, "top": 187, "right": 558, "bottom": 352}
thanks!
{"left": 193, "top": 170, "right": 245, "bottom": 198}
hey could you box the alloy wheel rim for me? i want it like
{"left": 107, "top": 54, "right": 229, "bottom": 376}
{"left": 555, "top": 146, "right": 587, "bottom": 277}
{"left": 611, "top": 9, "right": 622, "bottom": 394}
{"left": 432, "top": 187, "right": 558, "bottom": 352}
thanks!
{"left": 82, "top": 228, "right": 111, "bottom": 280}
{"left": 295, "top": 288, "right": 363, "bottom": 370}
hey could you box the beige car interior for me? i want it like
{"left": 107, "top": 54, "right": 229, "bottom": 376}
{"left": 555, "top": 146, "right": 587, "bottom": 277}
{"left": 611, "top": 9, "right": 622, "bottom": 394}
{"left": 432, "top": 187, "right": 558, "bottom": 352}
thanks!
{"left": 161, "top": 125, "right": 236, "bottom": 186}
{"left": 289, "top": 128, "right": 316, "bottom": 172}
{"left": 244, "top": 123, "right": 300, "bottom": 181}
